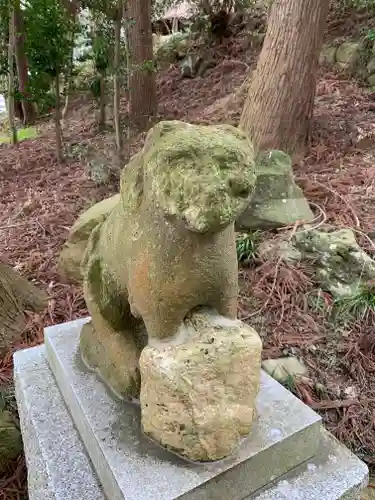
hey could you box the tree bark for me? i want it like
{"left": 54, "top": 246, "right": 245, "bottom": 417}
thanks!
{"left": 99, "top": 73, "right": 106, "bottom": 129}
{"left": 14, "top": 0, "right": 36, "bottom": 125}
{"left": 7, "top": 4, "right": 17, "bottom": 145}
{"left": 239, "top": 0, "right": 329, "bottom": 157}
{"left": 55, "top": 75, "right": 63, "bottom": 162}
{"left": 128, "top": 0, "right": 157, "bottom": 132}
{"left": 61, "top": 0, "right": 79, "bottom": 121}
{"left": 0, "top": 261, "right": 46, "bottom": 356}
{"left": 114, "top": 0, "right": 123, "bottom": 158}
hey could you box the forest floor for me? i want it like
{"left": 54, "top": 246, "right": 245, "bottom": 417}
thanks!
{"left": 1, "top": 19, "right": 375, "bottom": 500}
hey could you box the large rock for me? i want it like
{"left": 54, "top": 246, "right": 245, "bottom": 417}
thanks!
{"left": 80, "top": 120, "right": 257, "bottom": 401}
{"left": 0, "top": 409, "right": 22, "bottom": 473}
{"left": 57, "top": 194, "right": 120, "bottom": 283}
{"left": 319, "top": 44, "right": 337, "bottom": 65}
{"left": 236, "top": 150, "right": 313, "bottom": 231}
{"left": 140, "top": 309, "right": 262, "bottom": 462}
{"left": 336, "top": 41, "right": 361, "bottom": 72}
{"left": 367, "top": 56, "right": 375, "bottom": 75}
{"left": 262, "top": 357, "right": 308, "bottom": 385}
{"left": 293, "top": 228, "right": 375, "bottom": 297}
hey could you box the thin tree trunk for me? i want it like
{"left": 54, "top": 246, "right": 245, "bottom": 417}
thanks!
{"left": 55, "top": 75, "right": 63, "bottom": 162}
{"left": 62, "top": 40, "right": 74, "bottom": 120}
{"left": 99, "top": 73, "right": 106, "bottom": 129}
{"left": 14, "top": 0, "right": 36, "bottom": 125}
{"left": 7, "top": 5, "right": 17, "bottom": 145}
{"left": 128, "top": 0, "right": 157, "bottom": 132}
{"left": 114, "top": 0, "right": 123, "bottom": 159}
{"left": 123, "top": 2, "right": 131, "bottom": 163}
{"left": 61, "top": 0, "right": 78, "bottom": 121}
{"left": 239, "top": 0, "right": 329, "bottom": 157}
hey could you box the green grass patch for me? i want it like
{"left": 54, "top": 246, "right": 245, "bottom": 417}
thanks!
{"left": 236, "top": 231, "right": 261, "bottom": 263}
{"left": 0, "top": 126, "right": 38, "bottom": 144}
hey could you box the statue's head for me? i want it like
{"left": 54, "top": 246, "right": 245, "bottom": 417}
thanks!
{"left": 142, "top": 121, "right": 256, "bottom": 234}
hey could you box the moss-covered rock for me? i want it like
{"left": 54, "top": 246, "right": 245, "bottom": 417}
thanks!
{"left": 293, "top": 228, "right": 375, "bottom": 297}
{"left": 319, "top": 44, "right": 337, "bottom": 65}
{"left": 236, "top": 150, "right": 313, "bottom": 231}
{"left": 336, "top": 41, "right": 361, "bottom": 72}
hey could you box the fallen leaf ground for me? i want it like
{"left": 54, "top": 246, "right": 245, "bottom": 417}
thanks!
{"left": 0, "top": 21, "right": 375, "bottom": 500}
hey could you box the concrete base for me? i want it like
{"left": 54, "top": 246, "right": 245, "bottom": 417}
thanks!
{"left": 14, "top": 327, "right": 368, "bottom": 500}
{"left": 44, "top": 318, "right": 322, "bottom": 500}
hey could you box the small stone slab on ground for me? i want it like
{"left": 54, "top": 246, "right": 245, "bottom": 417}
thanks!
{"left": 14, "top": 341, "right": 368, "bottom": 500}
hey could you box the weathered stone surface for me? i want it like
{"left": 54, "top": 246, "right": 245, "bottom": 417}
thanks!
{"left": 336, "top": 41, "right": 361, "bottom": 71}
{"left": 367, "top": 56, "right": 375, "bottom": 75}
{"left": 140, "top": 309, "right": 262, "bottom": 462}
{"left": 14, "top": 345, "right": 104, "bottom": 500}
{"left": 236, "top": 150, "right": 313, "bottom": 231}
{"left": 319, "top": 44, "right": 337, "bottom": 65}
{"left": 15, "top": 337, "right": 368, "bottom": 500}
{"left": 262, "top": 357, "right": 308, "bottom": 384}
{"left": 254, "top": 432, "right": 368, "bottom": 500}
{"left": 362, "top": 477, "right": 375, "bottom": 500}
{"left": 44, "top": 318, "right": 323, "bottom": 500}
{"left": 58, "top": 194, "right": 119, "bottom": 283}
{"left": 258, "top": 238, "right": 302, "bottom": 263}
{"left": 368, "top": 73, "right": 375, "bottom": 86}
{"left": 0, "top": 409, "right": 22, "bottom": 473}
{"left": 80, "top": 120, "right": 257, "bottom": 399}
{"left": 155, "top": 32, "right": 190, "bottom": 64}
{"left": 293, "top": 228, "right": 375, "bottom": 298}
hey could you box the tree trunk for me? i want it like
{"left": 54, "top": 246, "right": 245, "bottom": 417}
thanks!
{"left": 61, "top": 37, "right": 75, "bottom": 121}
{"left": 114, "top": 0, "right": 123, "bottom": 159}
{"left": 128, "top": 0, "right": 157, "bottom": 132}
{"left": 55, "top": 75, "right": 63, "bottom": 162}
{"left": 239, "top": 0, "right": 329, "bottom": 157}
{"left": 61, "top": 0, "right": 78, "bottom": 121}
{"left": 99, "top": 73, "right": 106, "bottom": 129}
{"left": 7, "top": 5, "right": 17, "bottom": 145}
{"left": 0, "top": 261, "right": 46, "bottom": 356}
{"left": 14, "top": 0, "right": 36, "bottom": 125}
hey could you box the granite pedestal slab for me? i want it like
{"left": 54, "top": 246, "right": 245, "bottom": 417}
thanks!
{"left": 13, "top": 320, "right": 368, "bottom": 500}
{"left": 44, "top": 318, "right": 322, "bottom": 500}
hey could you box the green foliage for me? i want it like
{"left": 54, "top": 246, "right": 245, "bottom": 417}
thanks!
{"left": 90, "top": 16, "right": 114, "bottom": 73}
{"left": 0, "top": 0, "right": 9, "bottom": 79}
{"left": 333, "top": 0, "right": 375, "bottom": 10}
{"left": 333, "top": 281, "right": 375, "bottom": 322}
{"left": 281, "top": 373, "right": 296, "bottom": 393}
{"left": 0, "top": 126, "right": 38, "bottom": 143}
{"left": 366, "top": 28, "right": 375, "bottom": 41}
{"left": 236, "top": 231, "right": 260, "bottom": 263}
{"left": 24, "top": 0, "right": 78, "bottom": 79}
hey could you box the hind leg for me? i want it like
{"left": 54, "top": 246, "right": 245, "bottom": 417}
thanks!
{"left": 81, "top": 261, "right": 147, "bottom": 400}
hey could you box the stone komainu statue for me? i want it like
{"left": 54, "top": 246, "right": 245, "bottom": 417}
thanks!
{"left": 80, "top": 120, "right": 257, "bottom": 399}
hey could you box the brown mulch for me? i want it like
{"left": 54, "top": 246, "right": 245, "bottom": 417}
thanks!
{"left": 1, "top": 32, "right": 375, "bottom": 499}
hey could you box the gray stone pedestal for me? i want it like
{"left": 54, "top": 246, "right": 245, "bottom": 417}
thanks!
{"left": 14, "top": 318, "right": 368, "bottom": 500}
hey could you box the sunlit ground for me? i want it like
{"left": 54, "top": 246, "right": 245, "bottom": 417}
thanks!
{"left": 0, "top": 126, "right": 38, "bottom": 144}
